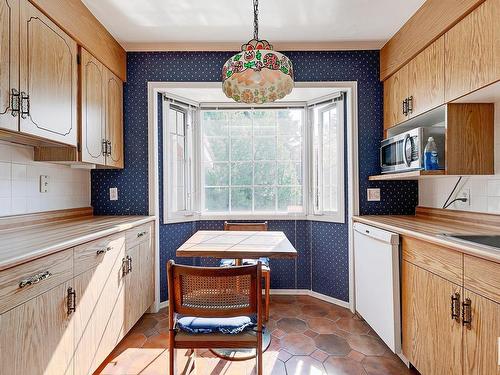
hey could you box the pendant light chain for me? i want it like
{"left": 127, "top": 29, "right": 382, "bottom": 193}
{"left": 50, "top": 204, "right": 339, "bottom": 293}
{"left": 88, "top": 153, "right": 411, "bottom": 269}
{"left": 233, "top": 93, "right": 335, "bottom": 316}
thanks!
{"left": 253, "top": 0, "right": 259, "bottom": 40}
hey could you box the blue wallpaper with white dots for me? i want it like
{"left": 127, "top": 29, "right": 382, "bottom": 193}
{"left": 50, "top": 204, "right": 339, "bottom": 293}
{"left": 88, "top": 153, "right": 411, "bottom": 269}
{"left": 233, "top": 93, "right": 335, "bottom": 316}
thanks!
{"left": 91, "top": 51, "right": 418, "bottom": 303}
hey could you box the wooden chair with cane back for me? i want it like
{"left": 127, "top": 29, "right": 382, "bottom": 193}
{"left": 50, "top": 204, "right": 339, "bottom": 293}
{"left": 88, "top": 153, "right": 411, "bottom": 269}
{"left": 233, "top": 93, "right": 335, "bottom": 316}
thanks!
{"left": 167, "top": 260, "right": 263, "bottom": 374}
{"left": 220, "top": 221, "right": 271, "bottom": 321}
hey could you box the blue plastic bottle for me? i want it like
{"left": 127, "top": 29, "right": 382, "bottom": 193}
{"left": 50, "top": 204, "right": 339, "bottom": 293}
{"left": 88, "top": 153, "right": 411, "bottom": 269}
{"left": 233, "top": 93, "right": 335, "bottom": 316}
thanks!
{"left": 424, "top": 136, "right": 439, "bottom": 170}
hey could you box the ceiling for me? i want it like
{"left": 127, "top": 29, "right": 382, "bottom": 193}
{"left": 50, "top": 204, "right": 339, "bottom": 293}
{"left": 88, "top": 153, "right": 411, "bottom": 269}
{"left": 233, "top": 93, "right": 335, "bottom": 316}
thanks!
{"left": 82, "top": 0, "right": 425, "bottom": 51}
{"left": 162, "top": 86, "right": 341, "bottom": 103}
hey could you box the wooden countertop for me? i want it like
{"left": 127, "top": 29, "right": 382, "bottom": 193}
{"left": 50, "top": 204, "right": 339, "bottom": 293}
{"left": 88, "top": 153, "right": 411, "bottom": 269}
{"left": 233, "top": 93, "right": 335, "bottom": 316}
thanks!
{"left": 0, "top": 213, "right": 155, "bottom": 271}
{"left": 354, "top": 207, "right": 500, "bottom": 263}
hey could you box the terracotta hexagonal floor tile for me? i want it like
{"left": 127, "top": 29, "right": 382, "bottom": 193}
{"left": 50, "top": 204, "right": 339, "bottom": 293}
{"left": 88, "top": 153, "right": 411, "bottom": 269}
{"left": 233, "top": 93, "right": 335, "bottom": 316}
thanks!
{"left": 336, "top": 318, "right": 371, "bottom": 335}
{"left": 285, "top": 356, "right": 327, "bottom": 374}
{"left": 346, "top": 334, "right": 387, "bottom": 356}
{"left": 276, "top": 317, "right": 308, "bottom": 333}
{"left": 272, "top": 303, "right": 302, "bottom": 317}
{"left": 347, "top": 350, "right": 366, "bottom": 363}
{"left": 310, "top": 349, "right": 329, "bottom": 362}
{"left": 142, "top": 333, "right": 169, "bottom": 349}
{"left": 323, "top": 356, "right": 367, "bottom": 375}
{"left": 326, "top": 305, "right": 354, "bottom": 322}
{"left": 271, "top": 328, "right": 287, "bottom": 339}
{"left": 362, "top": 356, "right": 416, "bottom": 375}
{"left": 301, "top": 304, "right": 330, "bottom": 317}
{"left": 314, "top": 334, "right": 351, "bottom": 356}
{"left": 306, "top": 317, "right": 338, "bottom": 334}
{"left": 281, "top": 333, "right": 317, "bottom": 355}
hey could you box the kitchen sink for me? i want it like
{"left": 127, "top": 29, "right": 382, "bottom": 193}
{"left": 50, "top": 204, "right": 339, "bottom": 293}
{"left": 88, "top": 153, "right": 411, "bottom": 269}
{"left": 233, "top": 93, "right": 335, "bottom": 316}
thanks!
{"left": 440, "top": 234, "right": 500, "bottom": 250}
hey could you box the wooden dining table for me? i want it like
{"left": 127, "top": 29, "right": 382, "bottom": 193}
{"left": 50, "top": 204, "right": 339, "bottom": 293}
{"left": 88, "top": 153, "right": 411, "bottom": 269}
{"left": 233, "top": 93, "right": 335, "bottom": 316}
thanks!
{"left": 175, "top": 230, "right": 297, "bottom": 360}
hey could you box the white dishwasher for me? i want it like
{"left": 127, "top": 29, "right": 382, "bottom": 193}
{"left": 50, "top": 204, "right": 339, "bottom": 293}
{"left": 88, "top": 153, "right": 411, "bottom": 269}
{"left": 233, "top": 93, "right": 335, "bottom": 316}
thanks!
{"left": 353, "top": 222, "right": 401, "bottom": 354}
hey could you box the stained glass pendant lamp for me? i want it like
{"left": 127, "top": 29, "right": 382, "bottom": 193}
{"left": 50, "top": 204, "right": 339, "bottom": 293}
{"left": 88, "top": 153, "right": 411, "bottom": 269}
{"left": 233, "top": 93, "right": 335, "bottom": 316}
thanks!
{"left": 222, "top": 0, "right": 294, "bottom": 104}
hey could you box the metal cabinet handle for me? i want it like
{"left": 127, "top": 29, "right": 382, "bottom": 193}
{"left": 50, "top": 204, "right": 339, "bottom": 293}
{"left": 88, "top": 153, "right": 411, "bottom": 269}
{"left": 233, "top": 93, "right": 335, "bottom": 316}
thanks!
{"left": 137, "top": 231, "right": 147, "bottom": 238}
{"left": 462, "top": 298, "right": 472, "bottom": 329}
{"left": 19, "top": 270, "right": 52, "bottom": 289}
{"left": 127, "top": 256, "right": 133, "bottom": 273}
{"left": 96, "top": 246, "right": 112, "bottom": 255}
{"left": 20, "top": 91, "right": 29, "bottom": 119}
{"left": 451, "top": 292, "right": 460, "bottom": 321}
{"left": 107, "top": 140, "right": 112, "bottom": 156}
{"left": 122, "top": 257, "right": 128, "bottom": 276}
{"left": 402, "top": 98, "right": 408, "bottom": 116}
{"left": 67, "top": 287, "right": 76, "bottom": 315}
{"left": 102, "top": 139, "right": 108, "bottom": 156}
{"left": 407, "top": 96, "right": 413, "bottom": 114}
{"left": 11, "top": 89, "right": 20, "bottom": 117}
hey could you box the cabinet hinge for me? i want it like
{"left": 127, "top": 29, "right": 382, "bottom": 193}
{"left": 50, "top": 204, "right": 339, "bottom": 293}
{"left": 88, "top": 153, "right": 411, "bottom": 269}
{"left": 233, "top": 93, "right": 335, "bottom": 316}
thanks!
{"left": 77, "top": 54, "right": 81, "bottom": 65}
{"left": 77, "top": 142, "right": 81, "bottom": 152}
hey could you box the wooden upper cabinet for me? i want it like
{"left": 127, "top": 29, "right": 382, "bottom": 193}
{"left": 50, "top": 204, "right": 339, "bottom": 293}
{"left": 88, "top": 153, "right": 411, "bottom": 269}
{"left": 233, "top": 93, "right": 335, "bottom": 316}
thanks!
{"left": 407, "top": 36, "right": 445, "bottom": 118}
{"left": 105, "top": 69, "right": 124, "bottom": 169}
{"left": 401, "top": 260, "right": 462, "bottom": 375}
{"left": 80, "top": 49, "right": 105, "bottom": 165}
{"left": 445, "top": 0, "right": 499, "bottom": 101}
{"left": 0, "top": 0, "right": 19, "bottom": 132}
{"left": 463, "top": 289, "right": 500, "bottom": 375}
{"left": 383, "top": 65, "right": 408, "bottom": 130}
{"left": 18, "top": 0, "right": 77, "bottom": 146}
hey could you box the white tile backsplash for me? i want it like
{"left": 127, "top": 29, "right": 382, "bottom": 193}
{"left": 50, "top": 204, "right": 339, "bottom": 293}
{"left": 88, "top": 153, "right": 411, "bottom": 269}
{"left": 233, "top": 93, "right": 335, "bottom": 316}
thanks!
{"left": 419, "top": 101, "right": 500, "bottom": 214}
{"left": 0, "top": 141, "right": 91, "bottom": 217}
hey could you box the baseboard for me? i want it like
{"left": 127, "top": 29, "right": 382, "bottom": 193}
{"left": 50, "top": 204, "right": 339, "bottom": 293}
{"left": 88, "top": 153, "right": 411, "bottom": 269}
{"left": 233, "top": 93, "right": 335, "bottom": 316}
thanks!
{"left": 157, "top": 289, "right": 349, "bottom": 310}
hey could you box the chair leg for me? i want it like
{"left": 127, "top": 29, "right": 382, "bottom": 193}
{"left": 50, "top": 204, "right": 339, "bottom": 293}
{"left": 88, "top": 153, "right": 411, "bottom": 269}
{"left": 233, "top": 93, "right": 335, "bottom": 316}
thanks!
{"left": 169, "top": 346, "right": 175, "bottom": 374}
{"left": 264, "top": 271, "right": 270, "bottom": 321}
{"left": 257, "top": 334, "right": 263, "bottom": 375}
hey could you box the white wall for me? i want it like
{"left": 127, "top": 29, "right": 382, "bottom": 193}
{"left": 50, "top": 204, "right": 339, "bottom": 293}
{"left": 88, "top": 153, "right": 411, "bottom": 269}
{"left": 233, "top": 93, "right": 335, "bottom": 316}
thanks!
{"left": 419, "top": 101, "right": 500, "bottom": 213}
{"left": 0, "top": 141, "right": 90, "bottom": 216}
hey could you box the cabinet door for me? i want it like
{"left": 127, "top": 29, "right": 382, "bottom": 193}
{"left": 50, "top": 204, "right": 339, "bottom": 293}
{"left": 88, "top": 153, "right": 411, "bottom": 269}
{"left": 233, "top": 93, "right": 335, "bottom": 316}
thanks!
{"left": 124, "top": 244, "right": 142, "bottom": 331}
{"left": 383, "top": 65, "right": 408, "bottom": 130}
{"left": 402, "top": 261, "right": 462, "bottom": 375}
{"left": 105, "top": 69, "right": 123, "bottom": 168}
{"left": 80, "top": 49, "right": 105, "bottom": 165}
{"left": 73, "top": 235, "right": 126, "bottom": 375}
{"left": 408, "top": 36, "right": 445, "bottom": 118}
{"left": 139, "top": 237, "right": 155, "bottom": 313}
{"left": 444, "top": 0, "right": 496, "bottom": 101}
{"left": 0, "top": 0, "right": 19, "bottom": 131}
{"left": 0, "top": 281, "right": 74, "bottom": 375}
{"left": 19, "top": 0, "right": 77, "bottom": 146}
{"left": 463, "top": 290, "right": 500, "bottom": 375}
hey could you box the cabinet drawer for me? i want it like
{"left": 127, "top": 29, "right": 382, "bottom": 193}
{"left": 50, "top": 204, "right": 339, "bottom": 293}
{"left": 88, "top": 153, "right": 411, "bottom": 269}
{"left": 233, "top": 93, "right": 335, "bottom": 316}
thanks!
{"left": 74, "top": 233, "right": 126, "bottom": 276}
{"left": 464, "top": 255, "right": 500, "bottom": 303}
{"left": 126, "top": 222, "right": 153, "bottom": 249}
{"left": 402, "top": 237, "right": 463, "bottom": 285}
{"left": 0, "top": 249, "right": 73, "bottom": 314}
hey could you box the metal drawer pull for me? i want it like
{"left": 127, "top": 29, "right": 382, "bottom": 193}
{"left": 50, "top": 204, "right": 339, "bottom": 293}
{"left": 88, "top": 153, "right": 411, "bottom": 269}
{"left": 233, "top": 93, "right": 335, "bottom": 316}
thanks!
{"left": 67, "top": 287, "right": 76, "bottom": 315}
{"left": 11, "top": 89, "right": 20, "bottom": 117}
{"left": 462, "top": 298, "right": 472, "bottom": 329}
{"left": 19, "top": 270, "right": 52, "bottom": 289}
{"left": 137, "top": 231, "right": 147, "bottom": 238}
{"left": 96, "top": 246, "right": 112, "bottom": 255}
{"left": 451, "top": 292, "right": 460, "bottom": 321}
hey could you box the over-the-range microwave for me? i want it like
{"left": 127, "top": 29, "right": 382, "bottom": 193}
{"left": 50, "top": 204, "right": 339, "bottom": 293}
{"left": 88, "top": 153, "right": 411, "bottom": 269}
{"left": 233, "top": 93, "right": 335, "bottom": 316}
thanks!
{"left": 380, "top": 127, "right": 445, "bottom": 174}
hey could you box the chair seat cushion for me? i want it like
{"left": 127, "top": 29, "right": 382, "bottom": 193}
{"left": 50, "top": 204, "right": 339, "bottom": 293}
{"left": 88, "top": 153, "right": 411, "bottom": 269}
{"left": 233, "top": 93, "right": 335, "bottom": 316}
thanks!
{"left": 220, "top": 257, "right": 270, "bottom": 269}
{"left": 176, "top": 316, "right": 256, "bottom": 335}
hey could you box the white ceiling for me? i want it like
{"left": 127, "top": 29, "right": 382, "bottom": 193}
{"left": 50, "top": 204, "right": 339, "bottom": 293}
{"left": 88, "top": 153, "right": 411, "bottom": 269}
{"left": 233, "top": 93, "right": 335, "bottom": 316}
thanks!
{"left": 162, "top": 86, "right": 341, "bottom": 103}
{"left": 82, "top": 0, "right": 425, "bottom": 50}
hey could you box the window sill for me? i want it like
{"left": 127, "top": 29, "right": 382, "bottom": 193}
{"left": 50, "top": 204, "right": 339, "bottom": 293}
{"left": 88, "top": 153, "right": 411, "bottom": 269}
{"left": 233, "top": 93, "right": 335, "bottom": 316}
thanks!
{"left": 199, "top": 213, "right": 307, "bottom": 221}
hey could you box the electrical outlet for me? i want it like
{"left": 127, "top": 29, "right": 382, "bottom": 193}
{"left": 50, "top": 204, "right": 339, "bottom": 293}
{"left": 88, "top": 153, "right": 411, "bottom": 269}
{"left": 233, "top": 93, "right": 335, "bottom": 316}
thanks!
{"left": 109, "top": 187, "right": 118, "bottom": 201}
{"left": 455, "top": 188, "right": 471, "bottom": 208}
{"left": 367, "top": 188, "right": 381, "bottom": 202}
{"left": 40, "top": 175, "right": 49, "bottom": 193}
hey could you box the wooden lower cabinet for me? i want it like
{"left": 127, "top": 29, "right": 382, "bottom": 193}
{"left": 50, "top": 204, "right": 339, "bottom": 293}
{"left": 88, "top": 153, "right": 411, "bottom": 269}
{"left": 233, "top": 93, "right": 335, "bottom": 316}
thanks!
{"left": 0, "top": 281, "right": 74, "bottom": 375}
{"left": 463, "top": 290, "right": 500, "bottom": 375}
{"left": 73, "top": 235, "right": 127, "bottom": 375}
{"left": 402, "top": 260, "right": 462, "bottom": 375}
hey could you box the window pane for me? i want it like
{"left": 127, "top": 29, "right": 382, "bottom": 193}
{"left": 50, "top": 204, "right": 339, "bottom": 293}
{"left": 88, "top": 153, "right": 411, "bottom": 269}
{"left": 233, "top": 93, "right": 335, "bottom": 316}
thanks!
{"left": 203, "top": 138, "right": 229, "bottom": 161}
{"left": 254, "top": 137, "right": 276, "bottom": 160}
{"left": 254, "top": 187, "right": 276, "bottom": 211}
{"left": 253, "top": 111, "right": 276, "bottom": 135}
{"left": 204, "top": 162, "right": 229, "bottom": 186}
{"left": 277, "top": 109, "right": 302, "bottom": 135}
{"left": 231, "top": 137, "right": 252, "bottom": 161}
{"left": 230, "top": 111, "right": 252, "bottom": 136}
{"left": 277, "top": 162, "right": 302, "bottom": 185}
{"left": 231, "top": 187, "right": 252, "bottom": 211}
{"left": 277, "top": 186, "right": 302, "bottom": 212}
{"left": 205, "top": 188, "right": 229, "bottom": 211}
{"left": 203, "top": 111, "right": 228, "bottom": 136}
{"left": 277, "top": 135, "right": 301, "bottom": 161}
{"left": 254, "top": 162, "right": 276, "bottom": 185}
{"left": 231, "top": 162, "right": 253, "bottom": 185}
{"left": 176, "top": 111, "right": 185, "bottom": 135}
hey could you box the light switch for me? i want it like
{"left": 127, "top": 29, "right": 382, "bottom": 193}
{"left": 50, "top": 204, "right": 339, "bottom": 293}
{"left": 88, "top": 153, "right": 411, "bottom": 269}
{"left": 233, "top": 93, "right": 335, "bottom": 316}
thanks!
{"left": 40, "top": 175, "right": 49, "bottom": 193}
{"left": 109, "top": 187, "right": 118, "bottom": 201}
{"left": 367, "top": 188, "right": 381, "bottom": 202}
